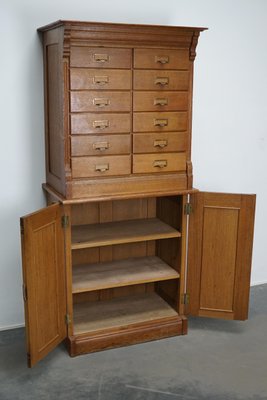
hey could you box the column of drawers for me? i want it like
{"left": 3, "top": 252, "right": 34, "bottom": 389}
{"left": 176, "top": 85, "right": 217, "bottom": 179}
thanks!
{"left": 132, "top": 48, "right": 190, "bottom": 175}
{"left": 69, "top": 47, "right": 132, "bottom": 178}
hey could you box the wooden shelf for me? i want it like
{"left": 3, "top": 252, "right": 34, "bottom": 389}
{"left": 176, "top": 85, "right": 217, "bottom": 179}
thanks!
{"left": 71, "top": 218, "right": 181, "bottom": 250}
{"left": 73, "top": 292, "right": 180, "bottom": 335}
{"left": 72, "top": 256, "right": 179, "bottom": 293}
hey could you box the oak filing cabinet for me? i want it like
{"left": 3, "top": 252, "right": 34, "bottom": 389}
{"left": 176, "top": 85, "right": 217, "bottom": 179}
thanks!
{"left": 20, "top": 21, "right": 256, "bottom": 367}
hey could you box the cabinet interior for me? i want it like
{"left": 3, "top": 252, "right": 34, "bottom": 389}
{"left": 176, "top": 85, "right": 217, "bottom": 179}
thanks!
{"left": 70, "top": 196, "right": 184, "bottom": 335}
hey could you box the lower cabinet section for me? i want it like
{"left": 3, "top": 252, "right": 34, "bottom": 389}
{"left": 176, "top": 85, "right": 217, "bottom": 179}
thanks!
{"left": 66, "top": 195, "right": 187, "bottom": 355}
{"left": 20, "top": 190, "right": 255, "bottom": 366}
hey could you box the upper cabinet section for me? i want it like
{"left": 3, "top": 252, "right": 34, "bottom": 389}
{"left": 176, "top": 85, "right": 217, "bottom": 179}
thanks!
{"left": 38, "top": 20, "right": 206, "bottom": 200}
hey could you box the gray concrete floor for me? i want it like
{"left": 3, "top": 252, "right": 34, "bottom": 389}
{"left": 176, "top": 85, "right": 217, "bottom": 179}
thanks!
{"left": 0, "top": 284, "right": 267, "bottom": 400}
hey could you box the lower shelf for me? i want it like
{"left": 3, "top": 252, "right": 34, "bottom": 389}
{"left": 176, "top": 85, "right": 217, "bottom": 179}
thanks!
{"left": 74, "top": 292, "right": 179, "bottom": 334}
{"left": 68, "top": 293, "right": 186, "bottom": 356}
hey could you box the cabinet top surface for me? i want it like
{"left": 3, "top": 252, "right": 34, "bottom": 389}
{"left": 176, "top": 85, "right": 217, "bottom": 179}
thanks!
{"left": 37, "top": 19, "right": 207, "bottom": 33}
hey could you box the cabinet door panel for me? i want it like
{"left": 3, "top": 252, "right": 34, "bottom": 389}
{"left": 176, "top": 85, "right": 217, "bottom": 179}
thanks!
{"left": 187, "top": 192, "right": 255, "bottom": 320}
{"left": 20, "top": 203, "right": 67, "bottom": 367}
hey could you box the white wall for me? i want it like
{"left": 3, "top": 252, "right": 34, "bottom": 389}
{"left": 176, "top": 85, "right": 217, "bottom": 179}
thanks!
{"left": 0, "top": 0, "right": 266, "bottom": 330}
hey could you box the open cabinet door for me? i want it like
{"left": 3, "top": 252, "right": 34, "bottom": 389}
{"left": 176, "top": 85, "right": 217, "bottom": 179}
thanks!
{"left": 20, "top": 203, "right": 67, "bottom": 367}
{"left": 186, "top": 192, "right": 256, "bottom": 320}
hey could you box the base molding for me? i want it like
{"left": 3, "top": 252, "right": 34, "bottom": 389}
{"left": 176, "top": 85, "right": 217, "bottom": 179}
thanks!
{"left": 66, "top": 315, "right": 187, "bottom": 357}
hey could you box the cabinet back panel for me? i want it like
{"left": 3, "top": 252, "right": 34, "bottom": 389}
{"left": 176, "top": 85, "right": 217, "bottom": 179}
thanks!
{"left": 71, "top": 198, "right": 156, "bottom": 225}
{"left": 73, "top": 283, "right": 154, "bottom": 304}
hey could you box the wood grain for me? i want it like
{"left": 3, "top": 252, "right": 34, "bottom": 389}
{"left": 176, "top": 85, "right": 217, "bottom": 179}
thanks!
{"left": 133, "top": 91, "right": 188, "bottom": 112}
{"left": 134, "top": 48, "right": 190, "bottom": 70}
{"left": 72, "top": 256, "right": 179, "bottom": 293}
{"left": 133, "top": 153, "right": 186, "bottom": 174}
{"left": 71, "top": 134, "right": 131, "bottom": 156}
{"left": 71, "top": 113, "right": 131, "bottom": 134}
{"left": 20, "top": 204, "right": 66, "bottom": 367}
{"left": 133, "top": 112, "right": 187, "bottom": 132}
{"left": 133, "top": 132, "right": 186, "bottom": 154}
{"left": 134, "top": 70, "right": 189, "bottom": 91}
{"left": 71, "top": 155, "right": 131, "bottom": 178}
{"left": 70, "top": 91, "right": 131, "bottom": 112}
{"left": 70, "top": 47, "right": 132, "bottom": 68}
{"left": 70, "top": 68, "right": 131, "bottom": 90}
{"left": 71, "top": 217, "right": 181, "bottom": 250}
{"left": 73, "top": 292, "right": 179, "bottom": 334}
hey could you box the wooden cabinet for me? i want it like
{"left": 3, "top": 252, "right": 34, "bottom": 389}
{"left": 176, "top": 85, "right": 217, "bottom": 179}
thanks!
{"left": 20, "top": 21, "right": 256, "bottom": 367}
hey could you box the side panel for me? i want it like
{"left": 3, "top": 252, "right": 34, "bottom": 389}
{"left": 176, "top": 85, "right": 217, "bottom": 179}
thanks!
{"left": 20, "top": 204, "right": 67, "bottom": 366}
{"left": 186, "top": 192, "right": 256, "bottom": 320}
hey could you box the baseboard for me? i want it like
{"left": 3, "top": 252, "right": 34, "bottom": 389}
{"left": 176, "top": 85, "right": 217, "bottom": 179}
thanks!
{"left": 0, "top": 323, "right": 25, "bottom": 332}
{"left": 251, "top": 280, "right": 267, "bottom": 287}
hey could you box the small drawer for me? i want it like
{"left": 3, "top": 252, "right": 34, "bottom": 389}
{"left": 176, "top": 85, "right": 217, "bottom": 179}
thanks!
{"left": 133, "top": 153, "right": 186, "bottom": 174}
{"left": 133, "top": 91, "right": 188, "bottom": 112}
{"left": 70, "top": 69, "right": 131, "bottom": 90}
{"left": 133, "top": 112, "right": 187, "bottom": 132}
{"left": 133, "top": 133, "right": 186, "bottom": 153}
{"left": 72, "top": 155, "right": 131, "bottom": 178}
{"left": 70, "top": 47, "right": 132, "bottom": 68}
{"left": 134, "top": 49, "right": 189, "bottom": 70}
{"left": 71, "top": 113, "right": 131, "bottom": 134}
{"left": 134, "top": 70, "right": 189, "bottom": 91}
{"left": 71, "top": 135, "right": 131, "bottom": 156}
{"left": 71, "top": 91, "right": 131, "bottom": 112}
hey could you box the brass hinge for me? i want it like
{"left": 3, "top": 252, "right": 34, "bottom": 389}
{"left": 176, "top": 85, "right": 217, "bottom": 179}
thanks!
{"left": 182, "top": 293, "right": 189, "bottom": 305}
{"left": 184, "top": 203, "right": 192, "bottom": 215}
{"left": 61, "top": 215, "right": 69, "bottom": 229}
{"left": 22, "top": 284, "right": 27, "bottom": 302}
{"left": 65, "top": 314, "right": 71, "bottom": 325}
{"left": 20, "top": 219, "right": 24, "bottom": 235}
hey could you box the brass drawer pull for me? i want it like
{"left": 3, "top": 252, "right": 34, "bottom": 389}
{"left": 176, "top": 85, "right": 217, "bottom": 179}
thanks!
{"left": 93, "top": 142, "right": 109, "bottom": 151}
{"left": 154, "top": 98, "right": 168, "bottom": 106}
{"left": 94, "top": 98, "right": 110, "bottom": 107}
{"left": 153, "top": 160, "right": 167, "bottom": 168}
{"left": 93, "top": 76, "right": 109, "bottom": 85}
{"left": 94, "top": 53, "right": 109, "bottom": 63}
{"left": 154, "top": 119, "right": 168, "bottom": 127}
{"left": 154, "top": 139, "right": 168, "bottom": 148}
{"left": 155, "top": 77, "right": 169, "bottom": 86}
{"left": 93, "top": 120, "right": 109, "bottom": 129}
{"left": 95, "top": 164, "right": 109, "bottom": 172}
{"left": 155, "top": 55, "right": 169, "bottom": 64}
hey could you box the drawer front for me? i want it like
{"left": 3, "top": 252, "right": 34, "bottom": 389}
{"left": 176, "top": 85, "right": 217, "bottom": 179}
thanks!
{"left": 134, "top": 70, "right": 189, "bottom": 91}
{"left": 71, "top": 91, "right": 131, "bottom": 112}
{"left": 71, "top": 135, "right": 131, "bottom": 156}
{"left": 72, "top": 155, "right": 131, "bottom": 178}
{"left": 70, "top": 47, "right": 132, "bottom": 68}
{"left": 133, "top": 153, "right": 187, "bottom": 174}
{"left": 134, "top": 49, "right": 189, "bottom": 70}
{"left": 133, "top": 91, "right": 188, "bottom": 112}
{"left": 133, "top": 112, "right": 187, "bottom": 132}
{"left": 133, "top": 133, "right": 186, "bottom": 153}
{"left": 71, "top": 113, "right": 131, "bottom": 134}
{"left": 70, "top": 69, "right": 131, "bottom": 90}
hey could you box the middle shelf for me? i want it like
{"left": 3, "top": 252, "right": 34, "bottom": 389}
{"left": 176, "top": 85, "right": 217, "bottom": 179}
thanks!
{"left": 72, "top": 255, "right": 180, "bottom": 293}
{"left": 71, "top": 217, "right": 181, "bottom": 250}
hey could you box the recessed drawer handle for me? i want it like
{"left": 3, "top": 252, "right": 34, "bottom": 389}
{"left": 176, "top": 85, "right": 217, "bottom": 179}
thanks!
{"left": 154, "top": 139, "right": 168, "bottom": 148}
{"left": 153, "top": 160, "right": 167, "bottom": 168}
{"left": 94, "top": 53, "right": 109, "bottom": 63}
{"left": 155, "top": 77, "right": 169, "bottom": 86}
{"left": 154, "top": 98, "right": 168, "bottom": 106}
{"left": 94, "top": 76, "right": 109, "bottom": 85}
{"left": 155, "top": 55, "right": 169, "bottom": 64}
{"left": 94, "top": 98, "right": 110, "bottom": 107}
{"left": 93, "top": 120, "right": 109, "bottom": 129}
{"left": 93, "top": 142, "right": 109, "bottom": 151}
{"left": 154, "top": 119, "right": 168, "bottom": 127}
{"left": 95, "top": 164, "right": 109, "bottom": 172}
